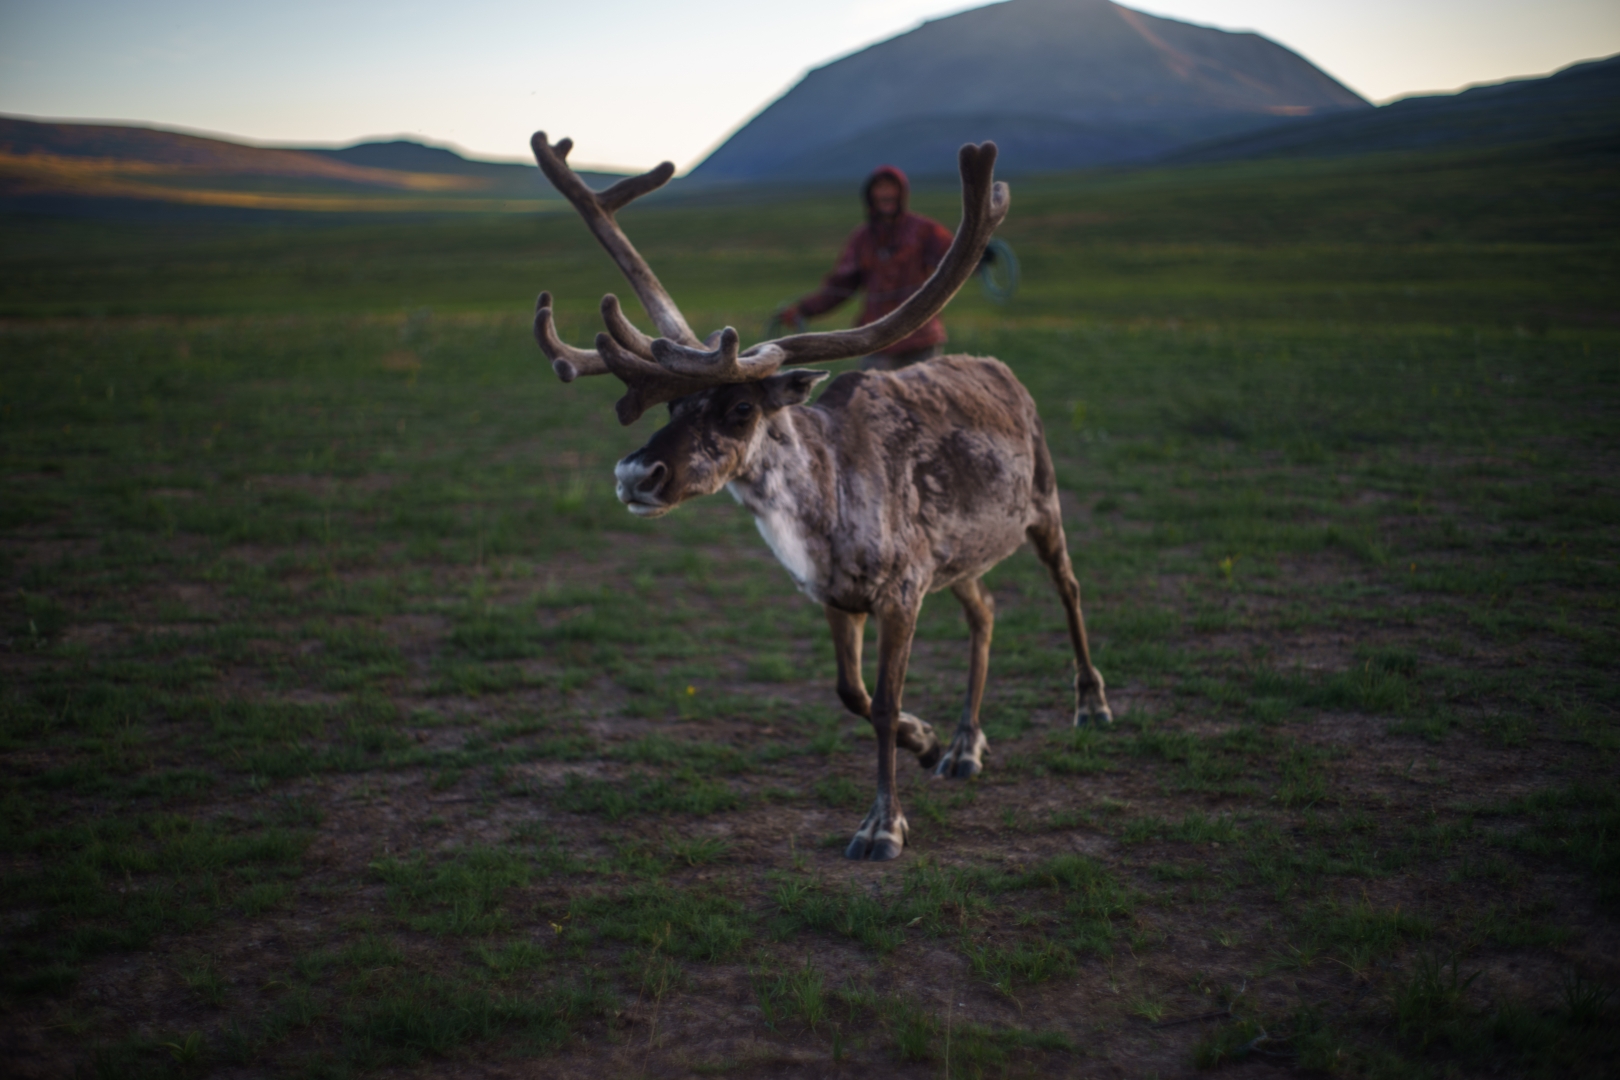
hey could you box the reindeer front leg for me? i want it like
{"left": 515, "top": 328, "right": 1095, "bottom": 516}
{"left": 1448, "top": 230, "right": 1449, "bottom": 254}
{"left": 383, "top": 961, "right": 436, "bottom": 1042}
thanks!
{"left": 827, "top": 606, "right": 941, "bottom": 769}
{"left": 845, "top": 599, "right": 924, "bottom": 861}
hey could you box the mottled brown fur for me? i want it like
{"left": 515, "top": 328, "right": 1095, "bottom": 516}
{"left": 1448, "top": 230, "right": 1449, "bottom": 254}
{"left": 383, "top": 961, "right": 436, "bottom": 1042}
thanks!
{"left": 613, "top": 355, "right": 1110, "bottom": 860}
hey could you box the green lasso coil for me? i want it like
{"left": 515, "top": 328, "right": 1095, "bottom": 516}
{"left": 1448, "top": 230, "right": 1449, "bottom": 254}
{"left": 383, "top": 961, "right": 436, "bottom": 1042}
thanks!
{"left": 977, "top": 236, "right": 1020, "bottom": 304}
{"left": 763, "top": 310, "right": 805, "bottom": 340}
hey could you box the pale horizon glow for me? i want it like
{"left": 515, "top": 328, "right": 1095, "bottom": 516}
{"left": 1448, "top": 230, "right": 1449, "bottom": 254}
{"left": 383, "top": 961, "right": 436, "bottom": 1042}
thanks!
{"left": 1, "top": 0, "right": 1616, "bottom": 173}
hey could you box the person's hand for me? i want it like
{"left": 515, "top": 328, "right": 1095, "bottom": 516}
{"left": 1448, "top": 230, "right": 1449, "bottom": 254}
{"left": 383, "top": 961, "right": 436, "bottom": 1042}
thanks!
{"left": 775, "top": 305, "right": 803, "bottom": 332}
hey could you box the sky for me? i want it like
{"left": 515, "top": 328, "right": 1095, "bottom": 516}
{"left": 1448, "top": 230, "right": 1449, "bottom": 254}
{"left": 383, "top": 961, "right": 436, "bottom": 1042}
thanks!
{"left": 1, "top": 0, "right": 1616, "bottom": 172}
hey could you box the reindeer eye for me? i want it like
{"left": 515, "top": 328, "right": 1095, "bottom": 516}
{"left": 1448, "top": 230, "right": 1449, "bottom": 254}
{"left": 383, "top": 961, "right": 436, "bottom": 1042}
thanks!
{"left": 729, "top": 401, "right": 754, "bottom": 422}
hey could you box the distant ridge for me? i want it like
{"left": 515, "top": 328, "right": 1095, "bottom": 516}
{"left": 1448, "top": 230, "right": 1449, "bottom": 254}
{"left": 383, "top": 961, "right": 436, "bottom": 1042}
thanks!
{"left": 307, "top": 140, "right": 521, "bottom": 176}
{"left": 300, "top": 139, "right": 628, "bottom": 190}
{"left": 0, "top": 117, "right": 629, "bottom": 214}
{"left": 1172, "top": 53, "right": 1620, "bottom": 164}
{"left": 0, "top": 117, "right": 412, "bottom": 184}
{"left": 688, "top": 0, "right": 1367, "bottom": 184}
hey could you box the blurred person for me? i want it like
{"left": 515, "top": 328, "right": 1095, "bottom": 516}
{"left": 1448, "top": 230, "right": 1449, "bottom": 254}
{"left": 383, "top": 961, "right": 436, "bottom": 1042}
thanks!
{"left": 777, "top": 165, "right": 955, "bottom": 370}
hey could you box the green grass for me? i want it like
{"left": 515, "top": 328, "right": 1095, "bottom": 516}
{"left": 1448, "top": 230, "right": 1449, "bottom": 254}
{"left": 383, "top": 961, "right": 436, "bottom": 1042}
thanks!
{"left": 1, "top": 141, "right": 1616, "bottom": 1074}
{"left": 570, "top": 883, "right": 749, "bottom": 961}
{"left": 554, "top": 769, "right": 741, "bottom": 819}
{"left": 371, "top": 845, "right": 536, "bottom": 936}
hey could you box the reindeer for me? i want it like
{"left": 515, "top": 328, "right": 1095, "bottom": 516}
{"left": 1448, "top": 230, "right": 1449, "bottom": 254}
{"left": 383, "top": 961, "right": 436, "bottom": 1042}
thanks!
{"left": 529, "top": 133, "right": 1110, "bottom": 860}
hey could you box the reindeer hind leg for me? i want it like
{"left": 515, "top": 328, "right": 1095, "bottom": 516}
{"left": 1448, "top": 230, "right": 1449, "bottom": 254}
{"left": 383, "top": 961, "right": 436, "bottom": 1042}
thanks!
{"left": 1027, "top": 503, "right": 1112, "bottom": 727}
{"left": 933, "top": 577, "right": 993, "bottom": 779}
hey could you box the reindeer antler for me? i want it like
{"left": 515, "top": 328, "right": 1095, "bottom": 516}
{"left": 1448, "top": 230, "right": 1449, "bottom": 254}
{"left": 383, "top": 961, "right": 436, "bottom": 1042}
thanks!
{"left": 530, "top": 132, "right": 699, "bottom": 383}
{"left": 746, "top": 143, "right": 1008, "bottom": 368}
{"left": 531, "top": 134, "right": 1009, "bottom": 424}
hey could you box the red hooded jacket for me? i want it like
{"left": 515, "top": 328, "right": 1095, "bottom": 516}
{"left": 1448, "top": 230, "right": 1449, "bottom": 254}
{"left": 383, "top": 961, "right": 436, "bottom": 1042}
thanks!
{"left": 793, "top": 165, "right": 955, "bottom": 357}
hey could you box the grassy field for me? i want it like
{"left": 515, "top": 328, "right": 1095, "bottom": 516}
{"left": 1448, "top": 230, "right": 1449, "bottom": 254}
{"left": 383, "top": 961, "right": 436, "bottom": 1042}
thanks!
{"left": 1, "top": 142, "right": 1618, "bottom": 1078}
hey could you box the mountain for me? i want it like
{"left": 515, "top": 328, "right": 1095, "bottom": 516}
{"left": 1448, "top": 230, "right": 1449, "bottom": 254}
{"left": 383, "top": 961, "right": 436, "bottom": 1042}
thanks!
{"left": 1169, "top": 53, "right": 1620, "bottom": 164}
{"left": 0, "top": 117, "right": 626, "bottom": 214}
{"left": 687, "top": 0, "right": 1368, "bottom": 185}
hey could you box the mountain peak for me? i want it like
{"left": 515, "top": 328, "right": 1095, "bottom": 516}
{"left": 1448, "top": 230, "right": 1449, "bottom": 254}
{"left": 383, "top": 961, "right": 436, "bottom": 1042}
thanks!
{"left": 689, "top": 0, "right": 1366, "bottom": 184}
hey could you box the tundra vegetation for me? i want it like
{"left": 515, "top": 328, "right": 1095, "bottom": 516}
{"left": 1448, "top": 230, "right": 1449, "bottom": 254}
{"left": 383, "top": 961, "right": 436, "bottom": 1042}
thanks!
{"left": 1, "top": 141, "right": 1616, "bottom": 1077}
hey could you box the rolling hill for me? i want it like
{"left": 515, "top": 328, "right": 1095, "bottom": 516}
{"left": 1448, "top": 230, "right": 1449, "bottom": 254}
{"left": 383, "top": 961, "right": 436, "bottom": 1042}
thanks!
{"left": 1172, "top": 53, "right": 1620, "bottom": 164}
{"left": 0, "top": 118, "right": 629, "bottom": 214}
{"left": 298, "top": 139, "right": 643, "bottom": 188}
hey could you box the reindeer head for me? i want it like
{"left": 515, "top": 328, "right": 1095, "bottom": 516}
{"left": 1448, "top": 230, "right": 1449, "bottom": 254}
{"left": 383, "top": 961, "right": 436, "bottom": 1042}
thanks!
{"left": 529, "top": 133, "right": 1008, "bottom": 517}
{"left": 612, "top": 370, "right": 828, "bottom": 517}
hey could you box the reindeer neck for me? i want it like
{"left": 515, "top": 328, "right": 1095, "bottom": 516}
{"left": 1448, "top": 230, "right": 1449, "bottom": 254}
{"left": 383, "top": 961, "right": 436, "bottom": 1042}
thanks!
{"left": 725, "top": 407, "right": 837, "bottom": 602}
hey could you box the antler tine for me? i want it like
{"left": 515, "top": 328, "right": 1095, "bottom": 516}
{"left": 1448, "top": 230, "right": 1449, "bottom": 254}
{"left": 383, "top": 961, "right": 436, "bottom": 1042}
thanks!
{"left": 594, "top": 331, "right": 713, "bottom": 427}
{"left": 597, "top": 326, "right": 784, "bottom": 425}
{"left": 530, "top": 132, "right": 701, "bottom": 348}
{"left": 601, "top": 294, "right": 657, "bottom": 361}
{"left": 533, "top": 291, "right": 609, "bottom": 382}
{"left": 649, "top": 328, "right": 783, "bottom": 381}
{"left": 598, "top": 166, "right": 677, "bottom": 215}
{"left": 747, "top": 142, "right": 1010, "bottom": 367}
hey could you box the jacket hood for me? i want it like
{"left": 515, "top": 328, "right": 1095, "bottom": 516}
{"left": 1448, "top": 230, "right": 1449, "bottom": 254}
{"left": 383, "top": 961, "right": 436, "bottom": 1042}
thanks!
{"left": 862, "top": 164, "right": 910, "bottom": 220}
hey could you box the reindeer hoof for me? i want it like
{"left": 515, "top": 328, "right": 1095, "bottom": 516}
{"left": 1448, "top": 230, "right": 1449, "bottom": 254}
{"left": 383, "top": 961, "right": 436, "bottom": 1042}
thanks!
{"left": 1073, "top": 703, "right": 1113, "bottom": 727}
{"left": 845, "top": 805, "right": 908, "bottom": 860}
{"left": 845, "top": 834, "right": 905, "bottom": 861}
{"left": 1074, "top": 669, "right": 1111, "bottom": 727}
{"left": 932, "top": 729, "right": 988, "bottom": 781}
{"left": 900, "top": 711, "right": 942, "bottom": 769}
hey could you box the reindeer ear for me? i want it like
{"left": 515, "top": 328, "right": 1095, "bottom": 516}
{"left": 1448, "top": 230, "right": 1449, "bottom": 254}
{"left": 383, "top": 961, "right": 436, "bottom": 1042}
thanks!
{"left": 761, "top": 369, "right": 830, "bottom": 411}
